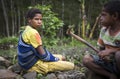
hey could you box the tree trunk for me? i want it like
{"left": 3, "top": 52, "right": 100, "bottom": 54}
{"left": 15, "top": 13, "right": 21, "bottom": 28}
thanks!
{"left": 23, "top": 11, "right": 26, "bottom": 26}
{"left": 11, "top": 0, "right": 15, "bottom": 36}
{"left": 81, "top": 0, "right": 86, "bottom": 38}
{"left": 89, "top": 15, "right": 100, "bottom": 39}
{"left": 17, "top": 7, "right": 21, "bottom": 35}
{"left": 60, "top": 0, "right": 64, "bottom": 38}
{"left": 14, "top": 12, "right": 17, "bottom": 35}
{"left": 78, "top": 3, "right": 82, "bottom": 36}
{"left": 1, "top": 0, "right": 10, "bottom": 37}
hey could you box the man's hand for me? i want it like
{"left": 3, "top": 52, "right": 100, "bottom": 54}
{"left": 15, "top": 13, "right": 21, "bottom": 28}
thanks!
{"left": 98, "top": 50, "right": 110, "bottom": 58}
{"left": 66, "top": 25, "right": 75, "bottom": 35}
{"left": 66, "top": 28, "right": 71, "bottom": 35}
{"left": 98, "top": 49, "right": 114, "bottom": 62}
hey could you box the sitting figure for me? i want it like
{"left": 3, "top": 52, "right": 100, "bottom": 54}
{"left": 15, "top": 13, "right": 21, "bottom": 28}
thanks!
{"left": 17, "top": 8, "right": 74, "bottom": 74}
{"left": 83, "top": 1, "right": 120, "bottom": 79}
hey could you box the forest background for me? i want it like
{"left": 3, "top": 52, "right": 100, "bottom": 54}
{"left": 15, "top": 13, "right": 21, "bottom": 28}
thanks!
{"left": 0, "top": 1, "right": 113, "bottom": 78}
{"left": 0, "top": 0, "right": 111, "bottom": 55}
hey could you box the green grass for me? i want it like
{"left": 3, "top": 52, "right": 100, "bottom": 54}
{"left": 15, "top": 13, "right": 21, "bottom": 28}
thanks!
{"left": 0, "top": 37, "right": 98, "bottom": 65}
{"left": 0, "top": 48, "right": 17, "bottom": 56}
{"left": 0, "top": 48, "right": 17, "bottom": 64}
{"left": 0, "top": 36, "right": 18, "bottom": 45}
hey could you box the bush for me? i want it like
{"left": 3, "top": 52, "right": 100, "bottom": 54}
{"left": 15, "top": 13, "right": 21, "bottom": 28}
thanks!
{"left": 28, "top": 5, "right": 64, "bottom": 46}
{"left": 0, "top": 37, "right": 18, "bottom": 49}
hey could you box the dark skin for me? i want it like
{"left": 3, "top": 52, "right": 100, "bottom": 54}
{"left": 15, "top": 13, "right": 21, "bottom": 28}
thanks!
{"left": 28, "top": 13, "right": 65, "bottom": 60}
{"left": 28, "top": 13, "right": 46, "bottom": 55}
{"left": 98, "top": 9, "right": 120, "bottom": 59}
{"left": 82, "top": 9, "right": 120, "bottom": 79}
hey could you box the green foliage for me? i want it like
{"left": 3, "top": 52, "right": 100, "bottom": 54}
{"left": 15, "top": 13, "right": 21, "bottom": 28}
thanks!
{"left": 0, "top": 48, "right": 17, "bottom": 64}
{"left": 36, "top": 73, "right": 43, "bottom": 79}
{"left": 0, "top": 37, "right": 18, "bottom": 45}
{"left": 19, "top": 26, "right": 26, "bottom": 33}
{"left": 42, "top": 37, "right": 60, "bottom": 46}
{"left": 31, "top": 5, "right": 64, "bottom": 45}
{"left": 0, "top": 48, "right": 16, "bottom": 56}
{"left": 0, "top": 37, "right": 18, "bottom": 64}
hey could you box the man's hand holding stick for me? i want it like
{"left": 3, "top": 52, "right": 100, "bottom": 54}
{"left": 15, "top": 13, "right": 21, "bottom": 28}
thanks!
{"left": 66, "top": 27, "right": 113, "bottom": 62}
{"left": 66, "top": 27, "right": 99, "bottom": 53}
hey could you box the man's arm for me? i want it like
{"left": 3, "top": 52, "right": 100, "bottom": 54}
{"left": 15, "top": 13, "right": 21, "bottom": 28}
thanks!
{"left": 36, "top": 45, "right": 45, "bottom": 55}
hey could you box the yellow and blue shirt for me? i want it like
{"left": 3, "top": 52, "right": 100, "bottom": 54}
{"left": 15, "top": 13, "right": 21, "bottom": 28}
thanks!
{"left": 17, "top": 25, "right": 58, "bottom": 70}
{"left": 22, "top": 25, "right": 42, "bottom": 48}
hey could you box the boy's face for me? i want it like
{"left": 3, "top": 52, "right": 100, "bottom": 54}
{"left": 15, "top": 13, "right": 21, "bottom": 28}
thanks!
{"left": 29, "top": 14, "right": 42, "bottom": 28}
{"left": 100, "top": 10, "right": 114, "bottom": 27}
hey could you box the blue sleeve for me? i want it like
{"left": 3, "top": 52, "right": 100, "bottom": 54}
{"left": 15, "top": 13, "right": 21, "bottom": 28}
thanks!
{"left": 42, "top": 48, "right": 59, "bottom": 61}
{"left": 33, "top": 46, "right": 59, "bottom": 62}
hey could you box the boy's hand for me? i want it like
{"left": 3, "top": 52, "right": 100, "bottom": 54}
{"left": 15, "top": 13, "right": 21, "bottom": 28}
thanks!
{"left": 66, "top": 25, "right": 75, "bottom": 35}
{"left": 98, "top": 50, "right": 110, "bottom": 58}
{"left": 66, "top": 28, "right": 72, "bottom": 35}
{"left": 98, "top": 50, "right": 114, "bottom": 62}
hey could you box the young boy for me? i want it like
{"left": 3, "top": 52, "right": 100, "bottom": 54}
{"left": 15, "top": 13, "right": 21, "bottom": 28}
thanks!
{"left": 83, "top": 0, "right": 120, "bottom": 79}
{"left": 17, "top": 8, "right": 74, "bottom": 74}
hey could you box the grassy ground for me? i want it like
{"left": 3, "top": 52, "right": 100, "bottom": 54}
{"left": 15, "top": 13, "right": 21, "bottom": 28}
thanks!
{"left": 0, "top": 40, "right": 98, "bottom": 79}
{"left": 0, "top": 39, "right": 98, "bottom": 66}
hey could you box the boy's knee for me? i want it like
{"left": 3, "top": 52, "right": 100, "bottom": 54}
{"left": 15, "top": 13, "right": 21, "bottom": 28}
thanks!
{"left": 115, "top": 51, "right": 120, "bottom": 60}
{"left": 82, "top": 54, "right": 93, "bottom": 66}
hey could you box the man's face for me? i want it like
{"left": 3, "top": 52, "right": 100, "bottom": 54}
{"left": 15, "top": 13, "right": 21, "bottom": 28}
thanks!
{"left": 29, "top": 14, "right": 42, "bottom": 28}
{"left": 100, "top": 11, "right": 114, "bottom": 27}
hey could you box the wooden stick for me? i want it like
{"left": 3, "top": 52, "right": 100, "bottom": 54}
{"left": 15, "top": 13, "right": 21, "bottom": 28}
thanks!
{"left": 67, "top": 28, "right": 99, "bottom": 53}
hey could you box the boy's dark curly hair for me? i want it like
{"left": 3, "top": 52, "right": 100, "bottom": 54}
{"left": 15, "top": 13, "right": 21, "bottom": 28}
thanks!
{"left": 103, "top": 0, "right": 120, "bottom": 19}
{"left": 25, "top": 8, "right": 42, "bottom": 19}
